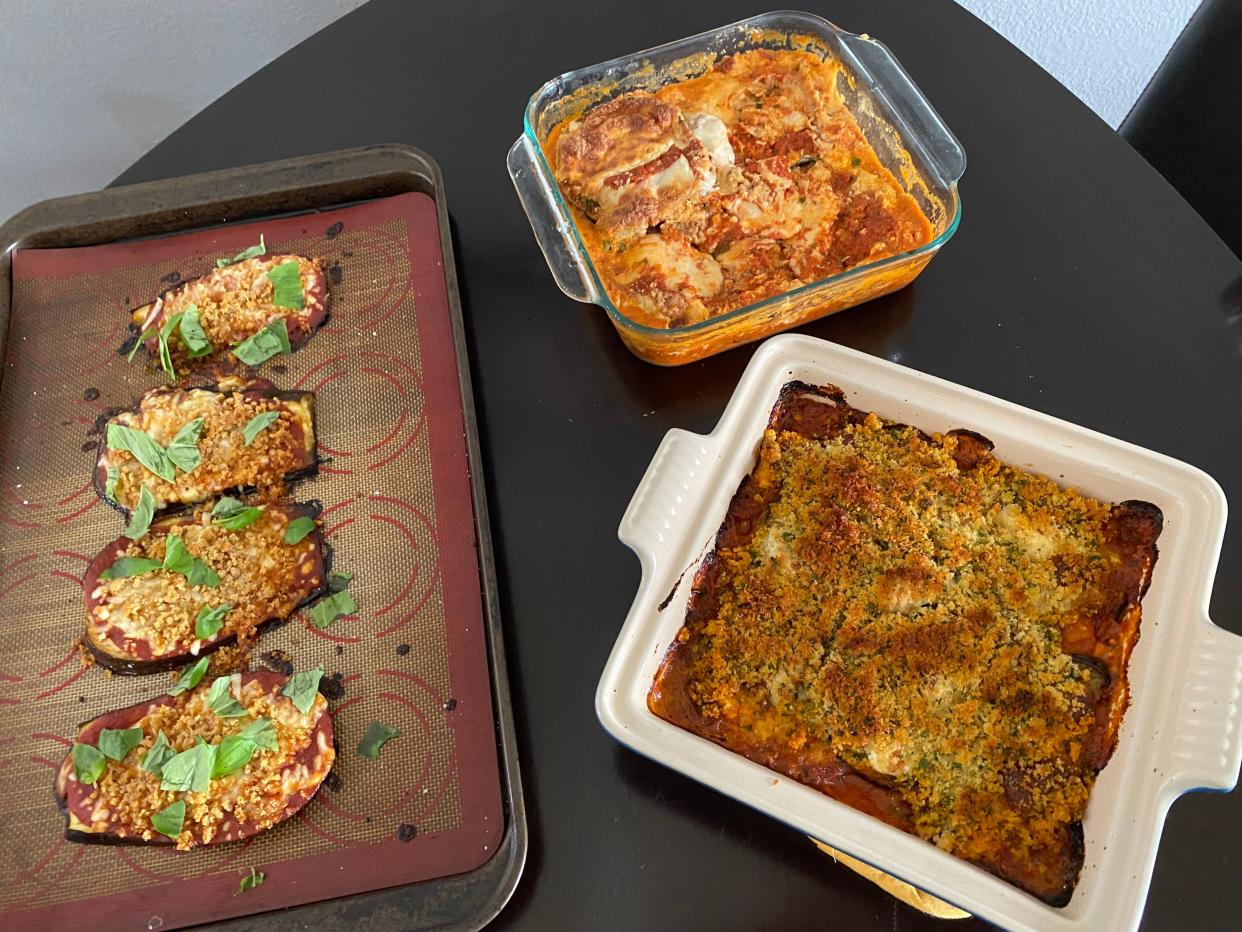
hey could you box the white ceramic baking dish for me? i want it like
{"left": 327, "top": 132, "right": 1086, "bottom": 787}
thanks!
{"left": 597, "top": 333, "right": 1241, "bottom": 931}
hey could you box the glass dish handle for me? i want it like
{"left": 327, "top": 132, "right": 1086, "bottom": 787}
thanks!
{"left": 1163, "top": 620, "right": 1242, "bottom": 794}
{"left": 507, "top": 135, "right": 600, "bottom": 304}
{"left": 838, "top": 33, "right": 967, "bottom": 185}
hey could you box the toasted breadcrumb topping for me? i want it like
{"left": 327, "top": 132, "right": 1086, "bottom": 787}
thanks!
{"left": 75, "top": 676, "right": 330, "bottom": 849}
{"left": 89, "top": 507, "right": 321, "bottom": 657}
{"left": 670, "top": 415, "right": 1121, "bottom": 880}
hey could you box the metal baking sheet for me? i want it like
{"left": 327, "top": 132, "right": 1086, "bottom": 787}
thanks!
{"left": 0, "top": 145, "right": 525, "bottom": 931}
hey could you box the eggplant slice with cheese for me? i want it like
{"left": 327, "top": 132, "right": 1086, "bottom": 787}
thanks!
{"left": 95, "top": 378, "right": 317, "bottom": 516}
{"left": 56, "top": 671, "right": 334, "bottom": 848}
{"left": 133, "top": 254, "right": 328, "bottom": 366}
{"left": 83, "top": 503, "right": 327, "bottom": 673}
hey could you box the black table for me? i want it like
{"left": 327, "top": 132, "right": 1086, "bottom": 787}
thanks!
{"left": 116, "top": 1, "right": 1242, "bottom": 928}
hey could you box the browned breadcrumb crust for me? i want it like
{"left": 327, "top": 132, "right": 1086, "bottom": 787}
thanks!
{"left": 104, "top": 386, "right": 311, "bottom": 511}
{"left": 651, "top": 386, "right": 1159, "bottom": 904}
{"left": 76, "top": 677, "right": 328, "bottom": 849}
{"left": 151, "top": 255, "right": 323, "bottom": 358}
{"left": 89, "top": 507, "right": 320, "bottom": 656}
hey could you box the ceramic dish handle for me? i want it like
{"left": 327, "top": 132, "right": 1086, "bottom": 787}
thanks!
{"left": 837, "top": 33, "right": 967, "bottom": 186}
{"left": 1164, "top": 620, "right": 1242, "bottom": 793}
{"left": 507, "top": 135, "right": 600, "bottom": 304}
{"left": 619, "top": 429, "right": 712, "bottom": 572}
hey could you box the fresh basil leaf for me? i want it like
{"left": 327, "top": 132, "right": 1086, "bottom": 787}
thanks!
{"left": 356, "top": 721, "right": 399, "bottom": 760}
{"left": 232, "top": 318, "right": 290, "bottom": 366}
{"left": 284, "top": 516, "right": 316, "bottom": 545}
{"left": 242, "top": 411, "right": 280, "bottom": 446}
{"left": 98, "top": 727, "right": 144, "bottom": 762}
{"left": 211, "top": 496, "right": 263, "bottom": 531}
{"left": 266, "top": 261, "right": 304, "bottom": 309}
{"left": 107, "top": 424, "right": 175, "bottom": 482}
{"left": 72, "top": 742, "right": 107, "bottom": 785}
{"left": 123, "top": 485, "right": 156, "bottom": 541}
{"left": 239, "top": 717, "right": 278, "bottom": 751}
{"left": 327, "top": 571, "right": 353, "bottom": 593}
{"left": 163, "top": 534, "right": 221, "bottom": 588}
{"left": 151, "top": 799, "right": 186, "bottom": 839}
{"left": 238, "top": 866, "right": 265, "bottom": 893}
{"left": 169, "top": 656, "right": 209, "bottom": 696}
{"left": 309, "top": 590, "right": 357, "bottom": 630}
{"left": 166, "top": 417, "right": 204, "bottom": 473}
{"left": 208, "top": 676, "right": 247, "bottom": 718}
{"left": 158, "top": 313, "right": 183, "bottom": 380}
{"left": 99, "top": 556, "right": 162, "bottom": 580}
{"left": 211, "top": 734, "right": 257, "bottom": 779}
{"left": 280, "top": 667, "right": 323, "bottom": 714}
{"left": 217, "top": 235, "right": 266, "bottom": 269}
{"left": 140, "top": 732, "right": 175, "bottom": 774}
{"left": 160, "top": 736, "right": 215, "bottom": 793}
{"left": 194, "top": 603, "right": 231, "bottom": 640}
{"left": 179, "top": 304, "right": 213, "bottom": 358}
{"left": 104, "top": 465, "right": 120, "bottom": 502}
{"left": 127, "top": 325, "right": 159, "bottom": 362}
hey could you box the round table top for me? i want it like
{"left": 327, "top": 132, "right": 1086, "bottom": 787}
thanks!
{"left": 117, "top": 0, "right": 1242, "bottom": 928}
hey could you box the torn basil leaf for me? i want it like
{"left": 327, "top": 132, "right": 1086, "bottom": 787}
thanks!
{"left": 107, "top": 424, "right": 175, "bottom": 482}
{"left": 283, "top": 516, "right": 315, "bottom": 545}
{"left": 267, "top": 261, "right": 304, "bottom": 309}
{"left": 208, "top": 676, "right": 247, "bottom": 718}
{"left": 328, "top": 571, "right": 353, "bottom": 593}
{"left": 211, "top": 734, "right": 256, "bottom": 778}
{"left": 99, "top": 556, "right": 162, "bottom": 580}
{"left": 72, "top": 742, "right": 106, "bottom": 785}
{"left": 280, "top": 667, "right": 323, "bottom": 714}
{"left": 166, "top": 417, "right": 204, "bottom": 473}
{"left": 104, "top": 465, "right": 120, "bottom": 502}
{"left": 217, "top": 234, "right": 266, "bottom": 269}
{"left": 356, "top": 721, "right": 399, "bottom": 760}
{"left": 239, "top": 717, "right": 278, "bottom": 751}
{"left": 151, "top": 799, "right": 186, "bottom": 839}
{"left": 194, "top": 603, "right": 231, "bottom": 640}
{"left": 163, "top": 534, "right": 221, "bottom": 588}
{"left": 158, "top": 312, "right": 184, "bottom": 380}
{"left": 179, "top": 304, "right": 213, "bottom": 358}
{"left": 238, "top": 866, "right": 265, "bottom": 893}
{"left": 123, "top": 485, "right": 156, "bottom": 541}
{"left": 309, "top": 590, "right": 357, "bottom": 630}
{"left": 127, "top": 325, "right": 159, "bottom": 363}
{"left": 169, "top": 656, "right": 209, "bottom": 696}
{"left": 242, "top": 411, "right": 280, "bottom": 446}
{"left": 212, "top": 496, "right": 263, "bottom": 530}
{"left": 140, "top": 731, "right": 175, "bottom": 774}
{"left": 232, "top": 318, "right": 291, "bottom": 366}
{"left": 98, "top": 727, "right": 144, "bottom": 762}
{"left": 160, "top": 736, "right": 215, "bottom": 793}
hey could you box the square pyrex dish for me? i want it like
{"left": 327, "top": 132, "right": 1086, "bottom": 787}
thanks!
{"left": 597, "top": 334, "right": 1241, "bottom": 931}
{"left": 507, "top": 11, "right": 965, "bottom": 366}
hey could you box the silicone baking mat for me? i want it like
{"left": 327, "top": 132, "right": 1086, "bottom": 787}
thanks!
{"left": 0, "top": 192, "right": 502, "bottom": 929}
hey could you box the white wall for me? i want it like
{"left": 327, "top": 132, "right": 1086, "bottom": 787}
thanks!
{"left": 955, "top": 0, "right": 1200, "bottom": 127}
{"left": 0, "top": 0, "right": 367, "bottom": 223}
{"left": 0, "top": 0, "right": 1201, "bottom": 223}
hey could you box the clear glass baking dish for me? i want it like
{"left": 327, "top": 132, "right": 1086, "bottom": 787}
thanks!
{"left": 507, "top": 10, "right": 966, "bottom": 366}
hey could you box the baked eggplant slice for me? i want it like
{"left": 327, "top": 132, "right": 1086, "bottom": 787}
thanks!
{"left": 55, "top": 670, "right": 334, "bottom": 848}
{"left": 83, "top": 503, "right": 326, "bottom": 673}
{"left": 132, "top": 255, "right": 328, "bottom": 365}
{"left": 95, "top": 379, "right": 316, "bottom": 515}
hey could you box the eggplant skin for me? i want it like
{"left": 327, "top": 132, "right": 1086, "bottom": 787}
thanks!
{"left": 55, "top": 671, "right": 333, "bottom": 847}
{"left": 92, "top": 379, "right": 318, "bottom": 519}
{"left": 82, "top": 505, "right": 327, "bottom": 675}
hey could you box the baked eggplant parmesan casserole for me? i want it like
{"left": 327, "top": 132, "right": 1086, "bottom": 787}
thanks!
{"left": 547, "top": 49, "right": 933, "bottom": 328}
{"left": 649, "top": 382, "right": 1163, "bottom": 904}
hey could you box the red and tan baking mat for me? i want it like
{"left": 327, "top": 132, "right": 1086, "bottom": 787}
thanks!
{"left": 0, "top": 192, "right": 503, "bottom": 929}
